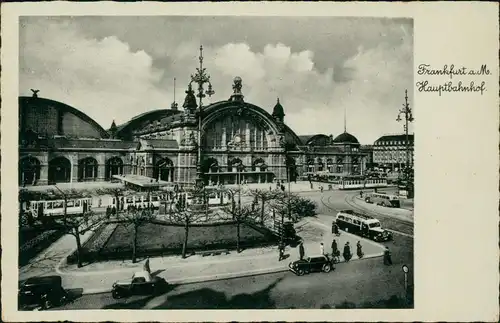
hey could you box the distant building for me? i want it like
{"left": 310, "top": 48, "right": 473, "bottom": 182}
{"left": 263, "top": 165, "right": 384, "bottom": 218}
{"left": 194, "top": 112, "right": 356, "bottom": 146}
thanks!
{"left": 360, "top": 145, "right": 374, "bottom": 169}
{"left": 372, "top": 134, "right": 414, "bottom": 171}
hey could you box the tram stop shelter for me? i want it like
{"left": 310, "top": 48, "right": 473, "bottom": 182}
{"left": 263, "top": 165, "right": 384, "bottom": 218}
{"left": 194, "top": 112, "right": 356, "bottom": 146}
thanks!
{"left": 112, "top": 174, "right": 173, "bottom": 192}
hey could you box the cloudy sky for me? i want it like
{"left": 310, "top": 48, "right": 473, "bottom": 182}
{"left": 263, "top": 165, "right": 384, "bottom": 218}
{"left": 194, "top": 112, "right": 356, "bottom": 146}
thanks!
{"left": 20, "top": 16, "right": 413, "bottom": 144}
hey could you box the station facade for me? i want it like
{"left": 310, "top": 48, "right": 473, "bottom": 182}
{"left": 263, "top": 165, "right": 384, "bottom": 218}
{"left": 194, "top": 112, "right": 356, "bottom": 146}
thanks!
{"left": 19, "top": 78, "right": 369, "bottom": 188}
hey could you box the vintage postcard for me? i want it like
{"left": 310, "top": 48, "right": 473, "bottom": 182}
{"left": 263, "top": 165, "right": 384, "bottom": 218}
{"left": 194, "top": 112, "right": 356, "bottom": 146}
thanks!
{"left": 1, "top": 2, "right": 498, "bottom": 322}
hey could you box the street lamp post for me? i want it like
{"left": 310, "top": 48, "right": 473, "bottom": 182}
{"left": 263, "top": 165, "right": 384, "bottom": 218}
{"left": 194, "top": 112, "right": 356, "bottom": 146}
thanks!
{"left": 237, "top": 164, "right": 243, "bottom": 215}
{"left": 396, "top": 89, "right": 414, "bottom": 180}
{"left": 402, "top": 264, "right": 410, "bottom": 303}
{"left": 190, "top": 45, "right": 215, "bottom": 190}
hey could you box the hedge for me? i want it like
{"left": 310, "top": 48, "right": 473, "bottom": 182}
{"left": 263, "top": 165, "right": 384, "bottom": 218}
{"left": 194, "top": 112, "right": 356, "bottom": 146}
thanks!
{"left": 19, "top": 229, "right": 65, "bottom": 266}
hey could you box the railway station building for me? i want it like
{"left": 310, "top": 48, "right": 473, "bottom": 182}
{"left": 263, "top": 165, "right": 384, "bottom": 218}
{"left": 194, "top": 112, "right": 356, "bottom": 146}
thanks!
{"left": 19, "top": 78, "right": 370, "bottom": 188}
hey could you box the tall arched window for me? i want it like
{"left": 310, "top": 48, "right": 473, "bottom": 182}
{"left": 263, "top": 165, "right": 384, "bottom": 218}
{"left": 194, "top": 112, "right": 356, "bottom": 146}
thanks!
{"left": 19, "top": 157, "right": 41, "bottom": 185}
{"left": 48, "top": 157, "right": 71, "bottom": 183}
{"left": 204, "top": 114, "right": 269, "bottom": 150}
{"left": 106, "top": 157, "right": 124, "bottom": 180}
{"left": 154, "top": 157, "right": 174, "bottom": 182}
{"left": 78, "top": 157, "right": 98, "bottom": 181}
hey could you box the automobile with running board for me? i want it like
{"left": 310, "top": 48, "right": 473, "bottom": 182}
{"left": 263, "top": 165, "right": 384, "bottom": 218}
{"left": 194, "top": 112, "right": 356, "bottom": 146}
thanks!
{"left": 288, "top": 255, "right": 335, "bottom": 276}
{"left": 111, "top": 271, "right": 168, "bottom": 299}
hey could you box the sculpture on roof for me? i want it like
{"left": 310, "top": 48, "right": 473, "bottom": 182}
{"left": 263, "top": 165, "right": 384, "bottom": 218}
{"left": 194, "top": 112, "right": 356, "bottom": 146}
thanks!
{"left": 229, "top": 76, "right": 244, "bottom": 102}
{"left": 183, "top": 83, "right": 198, "bottom": 115}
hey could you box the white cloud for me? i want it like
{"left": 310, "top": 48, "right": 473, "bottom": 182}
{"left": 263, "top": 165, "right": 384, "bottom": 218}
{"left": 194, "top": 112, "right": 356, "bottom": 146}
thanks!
{"left": 20, "top": 19, "right": 413, "bottom": 143}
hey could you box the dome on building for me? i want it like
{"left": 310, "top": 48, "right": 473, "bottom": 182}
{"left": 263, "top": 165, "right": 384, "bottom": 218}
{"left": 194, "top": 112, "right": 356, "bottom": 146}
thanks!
{"left": 272, "top": 98, "right": 285, "bottom": 118}
{"left": 332, "top": 132, "right": 359, "bottom": 144}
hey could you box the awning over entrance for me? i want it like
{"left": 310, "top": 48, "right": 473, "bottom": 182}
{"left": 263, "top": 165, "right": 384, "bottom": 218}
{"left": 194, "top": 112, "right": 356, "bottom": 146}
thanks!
{"left": 112, "top": 174, "right": 171, "bottom": 191}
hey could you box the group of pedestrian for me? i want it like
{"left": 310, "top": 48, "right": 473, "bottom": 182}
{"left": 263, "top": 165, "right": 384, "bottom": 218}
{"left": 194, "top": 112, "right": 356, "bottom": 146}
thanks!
{"left": 294, "top": 238, "right": 392, "bottom": 266}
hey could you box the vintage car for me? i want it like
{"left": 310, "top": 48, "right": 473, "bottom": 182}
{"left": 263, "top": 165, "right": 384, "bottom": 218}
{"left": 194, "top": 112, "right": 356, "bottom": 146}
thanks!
{"left": 288, "top": 255, "right": 335, "bottom": 276}
{"left": 18, "top": 275, "right": 69, "bottom": 310}
{"left": 111, "top": 271, "right": 168, "bottom": 299}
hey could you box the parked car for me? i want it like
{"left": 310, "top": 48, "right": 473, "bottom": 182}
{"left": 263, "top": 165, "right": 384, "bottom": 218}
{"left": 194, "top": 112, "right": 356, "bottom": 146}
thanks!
{"left": 112, "top": 271, "right": 168, "bottom": 299}
{"left": 18, "top": 275, "right": 69, "bottom": 310}
{"left": 288, "top": 255, "right": 335, "bottom": 276}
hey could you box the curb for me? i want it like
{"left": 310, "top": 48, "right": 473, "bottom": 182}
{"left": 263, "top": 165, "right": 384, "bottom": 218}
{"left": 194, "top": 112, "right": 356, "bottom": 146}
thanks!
{"left": 79, "top": 251, "right": 385, "bottom": 295}
{"left": 80, "top": 266, "right": 288, "bottom": 295}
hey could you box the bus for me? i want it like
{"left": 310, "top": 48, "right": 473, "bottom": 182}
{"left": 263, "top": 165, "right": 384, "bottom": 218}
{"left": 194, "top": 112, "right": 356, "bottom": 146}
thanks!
{"left": 335, "top": 210, "right": 393, "bottom": 242}
{"left": 364, "top": 192, "right": 400, "bottom": 208}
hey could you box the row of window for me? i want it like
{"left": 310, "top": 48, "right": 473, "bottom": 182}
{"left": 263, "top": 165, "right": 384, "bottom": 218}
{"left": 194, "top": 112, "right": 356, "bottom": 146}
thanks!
{"left": 375, "top": 140, "right": 413, "bottom": 146}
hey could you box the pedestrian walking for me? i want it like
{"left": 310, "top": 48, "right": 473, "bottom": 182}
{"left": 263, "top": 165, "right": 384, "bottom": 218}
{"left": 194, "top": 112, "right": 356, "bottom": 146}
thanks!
{"left": 383, "top": 246, "right": 393, "bottom": 265}
{"left": 320, "top": 242, "right": 325, "bottom": 255}
{"left": 356, "top": 241, "right": 364, "bottom": 259}
{"left": 331, "top": 239, "right": 338, "bottom": 257}
{"left": 278, "top": 242, "right": 285, "bottom": 261}
{"left": 343, "top": 242, "right": 352, "bottom": 262}
{"left": 360, "top": 190, "right": 363, "bottom": 198}
{"left": 299, "top": 242, "right": 305, "bottom": 260}
{"left": 143, "top": 257, "right": 151, "bottom": 274}
{"left": 333, "top": 223, "right": 340, "bottom": 236}
{"left": 320, "top": 185, "right": 324, "bottom": 193}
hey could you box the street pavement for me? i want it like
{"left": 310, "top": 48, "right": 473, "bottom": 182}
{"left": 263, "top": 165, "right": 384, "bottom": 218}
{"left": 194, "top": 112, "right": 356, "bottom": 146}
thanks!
{"left": 18, "top": 189, "right": 414, "bottom": 309}
{"left": 52, "top": 215, "right": 385, "bottom": 294}
{"left": 55, "top": 235, "right": 413, "bottom": 310}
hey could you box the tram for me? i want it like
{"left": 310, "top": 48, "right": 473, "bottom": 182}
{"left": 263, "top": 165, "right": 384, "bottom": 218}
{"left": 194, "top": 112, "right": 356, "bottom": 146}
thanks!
{"left": 337, "top": 178, "right": 389, "bottom": 190}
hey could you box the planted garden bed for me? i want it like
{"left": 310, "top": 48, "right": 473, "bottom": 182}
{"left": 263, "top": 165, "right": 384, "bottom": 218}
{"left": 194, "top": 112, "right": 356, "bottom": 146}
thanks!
{"left": 70, "top": 220, "right": 278, "bottom": 263}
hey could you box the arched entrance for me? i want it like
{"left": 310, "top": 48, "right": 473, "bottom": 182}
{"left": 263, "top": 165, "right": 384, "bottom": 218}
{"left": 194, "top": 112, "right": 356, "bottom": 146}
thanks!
{"left": 336, "top": 157, "right": 344, "bottom": 174}
{"left": 251, "top": 158, "right": 271, "bottom": 184}
{"left": 48, "top": 157, "right": 71, "bottom": 184}
{"left": 78, "top": 157, "right": 98, "bottom": 181}
{"left": 326, "top": 158, "right": 334, "bottom": 173}
{"left": 154, "top": 158, "right": 174, "bottom": 182}
{"left": 202, "top": 157, "right": 219, "bottom": 185}
{"left": 228, "top": 158, "right": 245, "bottom": 185}
{"left": 19, "top": 157, "right": 41, "bottom": 186}
{"left": 105, "top": 157, "right": 124, "bottom": 180}
{"left": 352, "top": 157, "right": 360, "bottom": 175}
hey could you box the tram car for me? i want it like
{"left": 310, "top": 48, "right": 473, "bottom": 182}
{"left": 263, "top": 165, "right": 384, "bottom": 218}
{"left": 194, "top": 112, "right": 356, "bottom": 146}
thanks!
{"left": 184, "top": 188, "right": 232, "bottom": 206}
{"left": 25, "top": 198, "right": 94, "bottom": 218}
{"left": 337, "top": 178, "right": 388, "bottom": 190}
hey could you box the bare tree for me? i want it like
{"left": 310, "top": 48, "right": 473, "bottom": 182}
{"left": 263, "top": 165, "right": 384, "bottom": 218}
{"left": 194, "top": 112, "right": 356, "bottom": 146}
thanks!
{"left": 221, "top": 204, "right": 256, "bottom": 253}
{"left": 169, "top": 194, "right": 207, "bottom": 259}
{"left": 62, "top": 210, "right": 104, "bottom": 268}
{"left": 41, "top": 188, "right": 106, "bottom": 268}
{"left": 248, "top": 189, "right": 281, "bottom": 224}
{"left": 118, "top": 205, "right": 156, "bottom": 263}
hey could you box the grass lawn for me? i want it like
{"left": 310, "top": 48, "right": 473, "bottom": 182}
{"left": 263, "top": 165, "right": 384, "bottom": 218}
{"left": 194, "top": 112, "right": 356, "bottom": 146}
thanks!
{"left": 102, "top": 221, "right": 276, "bottom": 254}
